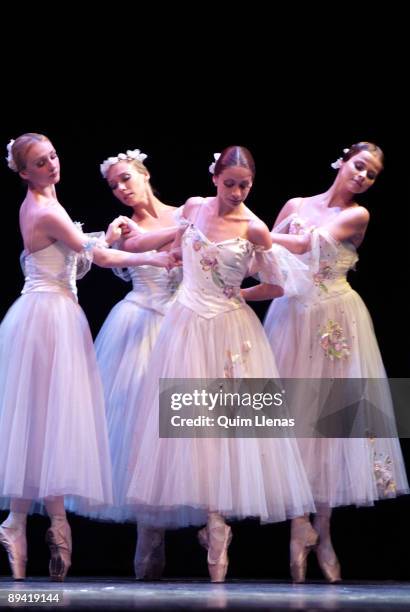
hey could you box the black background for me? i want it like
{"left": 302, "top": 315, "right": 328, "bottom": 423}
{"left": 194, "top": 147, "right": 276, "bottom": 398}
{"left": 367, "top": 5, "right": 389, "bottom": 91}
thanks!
{"left": 1, "top": 104, "right": 409, "bottom": 581}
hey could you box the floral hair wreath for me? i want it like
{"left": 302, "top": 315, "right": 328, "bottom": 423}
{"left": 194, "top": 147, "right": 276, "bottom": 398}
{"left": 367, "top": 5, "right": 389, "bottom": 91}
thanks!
{"left": 6, "top": 139, "right": 17, "bottom": 172}
{"left": 209, "top": 152, "right": 221, "bottom": 174}
{"left": 331, "top": 148, "right": 350, "bottom": 170}
{"left": 100, "top": 149, "right": 148, "bottom": 178}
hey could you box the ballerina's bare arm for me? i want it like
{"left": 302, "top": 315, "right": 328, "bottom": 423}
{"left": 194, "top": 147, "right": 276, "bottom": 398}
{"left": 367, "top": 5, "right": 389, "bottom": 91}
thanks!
{"left": 241, "top": 220, "right": 284, "bottom": 302}
{"left": 270, "top": 231, "right": 311, "bottom": 255}
{"left": 164, "top": 196, "right": 202, "bottom": 263}
{"left": 272, "top": 197, "right": 301, "bottom": 227}
{"left": 40, "top": 209, "right": 174, "bottom": 269}
{"left": 270, "top": 199, "right": 370, "bottom": 253}
{"left": 270, "top": 198, "right": 311, "bottom": 255}
{"left": 103, "top": 215, "right": 177, "bottom": 254}
{"left": 326, "top": 206, "right": 369, "bottom": 246}
{"left": 121, "top": 225, "right": 179, "bottom": 253}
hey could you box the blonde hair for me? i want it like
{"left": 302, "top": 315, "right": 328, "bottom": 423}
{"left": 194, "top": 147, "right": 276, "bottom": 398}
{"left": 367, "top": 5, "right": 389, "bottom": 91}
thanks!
{"left": 7, "top": 133, "right": 50, "bottom": 173}
{"left": 107, "top": 158, "right": 157, "bottom": 208}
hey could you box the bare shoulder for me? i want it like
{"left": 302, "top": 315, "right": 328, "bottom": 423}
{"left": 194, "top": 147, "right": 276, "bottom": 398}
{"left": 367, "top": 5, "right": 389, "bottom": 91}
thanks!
{"left": 283, "top": 197, "right": 304, "bottom": 213}
{"left": 272, "top": 196, "right": 303, "bottom": 228}
{"left": 184, "top": 196, "right": 206, "bottom": 207}
{"left": 39, "top": 205, "right": 70, "bottom": 230}
{"left": 183, "top": 196, "right": 207, "bottom": 219}
{"left": 340, "top": 205, "right": 370, "bottom": 225}
{"left": 353, "top": 205, "right": 370, "bottom": 221}
{"left": 328, "top": 205, "right": 370, "bottom": 246}
{"left": 248, "top": 218, "right": 272, "bottom": 248}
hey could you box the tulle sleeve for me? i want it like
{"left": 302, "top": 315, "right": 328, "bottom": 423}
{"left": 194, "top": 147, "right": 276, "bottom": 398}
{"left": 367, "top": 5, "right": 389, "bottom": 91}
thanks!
{"left": 308, "top": 227, "right": 339, "bottom": 274}
{"left": 173, "top": 205, "right": 190, "bottom": 229}
{"left": 272, "top": 224, "right": 333, "bottom": 297}
{"left": 271, "top": 243, "right": 312, "bottom": 297}
{"left": 272, "top": 213, "right": 298, "bottom": 234}
{"left": 248, "top": 245, "right": 286, "bottom": 287}
{"left": 107, "top": 238, "right": 133, "bottom": 282}
{"left": 247, "top": 243, "right": 311, "bottom": 297}
{"left": 271, "top": 213, "right": 338, "bottom": 277}
{"left": 76, "top": 230, "right": 108, "bottom": 279}
{"left": 270, "top": 213, "right": 324, "bottom": 296}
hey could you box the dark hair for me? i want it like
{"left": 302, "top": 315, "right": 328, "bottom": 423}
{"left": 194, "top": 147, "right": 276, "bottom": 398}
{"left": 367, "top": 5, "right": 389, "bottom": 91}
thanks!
{"left": 342, "top": 142, "right": 384, "bottom": 167}
{"left": 214, "top": 146, "right": 256, "bottom": 178}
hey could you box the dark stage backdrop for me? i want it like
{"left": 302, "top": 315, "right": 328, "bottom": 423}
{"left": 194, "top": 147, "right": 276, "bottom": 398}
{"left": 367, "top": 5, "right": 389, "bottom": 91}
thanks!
{"left": 0, "top": 120, "right": 409, "bottom": 580}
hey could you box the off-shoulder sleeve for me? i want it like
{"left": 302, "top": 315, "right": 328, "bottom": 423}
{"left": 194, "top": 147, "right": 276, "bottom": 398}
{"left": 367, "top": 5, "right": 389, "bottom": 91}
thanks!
{"left": 271, "top": 214, "right": 341, "bottom": 277}
{"left": 307, "top": 227, "right": 340, "bottom": 275}
{"left": 272, "top": 212, "right": 298, "bottom": 233}
{"left": 173, "top": 205, "right": 190, "bottom": 229}
{"left": 247, "top": 243, "right": 311, "bottom": 297}
{"left": 107, "top": 238, "right": 133, "bottom": 282}
{"left": 76, "top": 230, "right": 108, "bottom": 279}
{"left": 271, "top": 243, "right": 312, "bottom": 297}
{"left": 248, "top": 245, "right": 285, "bottom": 287}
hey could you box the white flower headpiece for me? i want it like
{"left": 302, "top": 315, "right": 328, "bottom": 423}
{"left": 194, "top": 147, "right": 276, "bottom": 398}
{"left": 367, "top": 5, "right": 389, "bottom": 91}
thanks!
{"left": 100, "top": 149, "right": 148, "bottom": 178}
{"left": 331, "top": 148, "right": 350, "bottom": 170}
{"left": 6, "top": 139, "right": 17, "bottom": 172}
{"left": 209, "top": 152, "right": 221, "bottom": 174}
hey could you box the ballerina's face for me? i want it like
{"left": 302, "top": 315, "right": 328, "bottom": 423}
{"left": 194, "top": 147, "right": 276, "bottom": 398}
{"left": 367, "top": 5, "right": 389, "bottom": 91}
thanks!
{"left": 339, "top": 151, "right": 383, "bottom": 194}
{"left": 106, "top": 161, "right": 149, "bottom": 207}
{"left": 213, "top": 166, "right": 254, "bottom": 208}
{"left": 19, "top": 140, "right": 60, "bottom": 187}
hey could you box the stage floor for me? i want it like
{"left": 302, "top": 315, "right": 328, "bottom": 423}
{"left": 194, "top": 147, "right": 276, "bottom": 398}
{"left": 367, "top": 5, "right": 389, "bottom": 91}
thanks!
{"left": 1, "top": 578, "right": 410, "bottom": 610}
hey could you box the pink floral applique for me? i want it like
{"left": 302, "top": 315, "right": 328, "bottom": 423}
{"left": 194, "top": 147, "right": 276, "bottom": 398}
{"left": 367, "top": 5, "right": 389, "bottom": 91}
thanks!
{"left": 193, "top": 236, "right": 206, "bottom": 251}
{"left": 318, "top": 320, "right": 350, "bottom": 360}
{"left": 374, "top": 451, "right": 397, "bottom": 497}
{"left": 197, "top": 241, "right": 242, "bottom": 304}
{"left": 200, "top": 255, "right": 218, "bottom": 271}
{"left": 313, "top": 263, "right": 334, "bottom": 293}
{"left": 369, "top": 438, "right": 397, "bottom": 497}
{"left": 224, "top": 342, "right": 252, "bottom": 378}
{"left": 223, "top": 285, "right": 239, "bottom": 299}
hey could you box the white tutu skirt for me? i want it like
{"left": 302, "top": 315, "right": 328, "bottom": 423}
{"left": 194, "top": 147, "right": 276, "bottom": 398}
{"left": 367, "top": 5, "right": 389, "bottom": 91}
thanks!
{"left": 0, "top": 293, "right": 113, "bottom": 515}
{"left": 91, "top": 299, "right": 165, "bottom": 522}
{"left": 264, "top": 288, "right": 409, "bottom": 507}
{"left": 125, "top": 302, "right": 315, "bottom": 528}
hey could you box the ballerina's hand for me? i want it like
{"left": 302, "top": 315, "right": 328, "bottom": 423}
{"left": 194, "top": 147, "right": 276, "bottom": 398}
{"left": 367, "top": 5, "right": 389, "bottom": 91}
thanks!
{"left": 119, "top": 216, "right": 140, "bottom": 236}
{"left": 168, "top": 247, "right": 183, "bottom": 266}
{"left": 166, "top": 249, "right": 183, "bottom": 271}
{"left": 105, "top": 216, "right": 128, "bottom": 245}
{"left": 148, "top": 251, "right": 180, "bottom": 271}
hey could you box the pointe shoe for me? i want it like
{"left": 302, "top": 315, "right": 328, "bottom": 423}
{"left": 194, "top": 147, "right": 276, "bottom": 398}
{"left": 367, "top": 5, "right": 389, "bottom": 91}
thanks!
{"left": 45, "top": 523, "right": 72, "bottom": 582}
{"left": 290, "top": 522, "right": 318, "bottom": 584}
{"left": 134, "top": 527, "right": 165, "bottom": 580}
{"left": 0, "top": 525, "right": 27, "bottom": 580}
{"left": 314, "top": 540, "right": 341, "bottom": 583}
{"left": 198, "top": 521, "right": 232, "bottom": 583}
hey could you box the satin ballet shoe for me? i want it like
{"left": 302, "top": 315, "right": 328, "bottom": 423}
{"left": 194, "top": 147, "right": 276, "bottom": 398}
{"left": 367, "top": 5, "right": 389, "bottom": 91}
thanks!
{"left": 45, "top": 523, "right": 72, "bottom": 582}
{"left": 314, "top": 540, "right": 341, "bottom": 583}
{"left": 0, "top": 525, "right": 27, "bottom": 580}
{"left": 134, "top": 527, "right": 165, "bottom": 580}
{"left": 290, "top": 522, "right": 318, "bottom": 583}
{"left": 198, "top": 520, "right": 232, "bottom": 583}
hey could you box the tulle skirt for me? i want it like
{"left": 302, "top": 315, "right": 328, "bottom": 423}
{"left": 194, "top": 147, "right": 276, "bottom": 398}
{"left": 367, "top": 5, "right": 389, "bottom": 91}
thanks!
{"left": 0, "top": 292, "right": 113, "bottom": 515}
{"left": 125, "top": 302, "right": 316, "bottom": 528}
{"left": 264, "top": 287, "right": 409, "bottom": 507}
{"left": 92, "top": 299, "right": 165, "bottom": 522}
